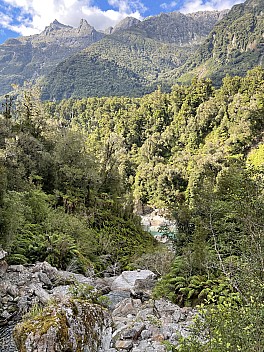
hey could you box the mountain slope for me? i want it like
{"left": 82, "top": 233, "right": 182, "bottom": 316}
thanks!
{"left": 178, "top": 0, "right": 264, "bottom": 85}
{"left": 42, "top": 11, "right": 224, "bottom": 100}
{"left": 0, "top": 19, "right": 104, "bottom": 95}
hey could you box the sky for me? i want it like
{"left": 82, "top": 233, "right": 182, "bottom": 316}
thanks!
{"left": 0, "top": 0, "right": 245, "bottom": 43}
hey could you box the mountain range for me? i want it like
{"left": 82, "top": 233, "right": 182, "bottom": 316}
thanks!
{"left": 0, "top": 0, "right": 262, "bottom": 100}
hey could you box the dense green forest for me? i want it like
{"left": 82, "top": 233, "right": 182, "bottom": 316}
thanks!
{"left": 0, "top": 67, "right": 263, "bottom": 350}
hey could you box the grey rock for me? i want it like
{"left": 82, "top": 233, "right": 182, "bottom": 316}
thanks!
{"left": 50, "top": 285, "right": 70, "bottom": 298}
{"left": 55, "top": 270, "right": 94, "bottom": 285}
{"left": 151, "top": 341, "right": 167, "bottom": 351}
{"left": 154, "top": 299, "right": 182, "bottom": 323}
{"left": 13, "top": 299, "right": 113, "bottom": 352}
{"left": 112, "top": 325, "right": 129, "bottom": 342}
{"left": 0, "top": 310, "right": 11, "bottom": 320}
{"left": 0, "top": 260, "right": 196, "bottom": 352}
{"left": 121, "top": 323, "right": 145, "bottom": 340}
{"left": 121, "top": 328, "right": 138, "bottom": 340}
{"left": 132, "top": 340, "right": 161, "bottom": 352}
{"left": 0, "top": 250, "right": 7, "bottom": 260}
{"left": 16, "top": 296, "right": 30, "bottom": 315}
{"left": 31, "top": 262, "right": 58, "bottom": 279}
{"left": 112, "top": 17, "right": 141, "bottom": 33}
{"left": 113, "top": 298, "right": 142, "bottom": 318}
{"left": 0, "top": 321, "right": 18, "bottom": 352}
{"left": 141, "top": 329, "right": 152, "bottom": 340}
{"left": 0, "top": 261, "right": 8, "bottom": 277}
{"left": 8, "top": 265, "right": 25, "bottom": 273}
{"left": 6, "top": 285, "right": 19, "bottom": 298}
{"left": 105, "top": 291, "right": 131, "bottom": 310}
{"left": 0, "top": 19, "right": 105, "bottom": 96}
{"left": 37, "top": 272, "right": 52, "bottom": 288}
{"left": 28, "top": 283, "right": 51, "bottom": 304}
{"left": 111, "top": 270, "right": 156, "bottom": 291}
{"left": 115, "top": 339, "right": 133, "bottom": 350}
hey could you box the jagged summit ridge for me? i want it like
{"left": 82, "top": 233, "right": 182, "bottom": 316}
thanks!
{"left": 42, "top": 19, "right": 72, "bottom": 35}
{"left": 40, "top": 18, "right": 98, "bottom": 38}
{"left": 0, "top": 18, "right": 105, "bottom": 95}
{"left": 0, "top": 2, "right": 262, "bottom": 99}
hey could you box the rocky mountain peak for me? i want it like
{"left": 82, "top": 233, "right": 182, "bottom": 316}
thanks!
{"left": 128, "top": 10, "right": 226, "bottom": 45}
{"left": 186, "top": 9, "right": 229, "bottom": 21}
{"left": 77, "top": 19, "right": 95, "bottom": 35}
{"left": 42, "top": 19, "right": 72, "bottom": 35}
{"left": 112, "top": 16, "right": 141, "bottom": 33}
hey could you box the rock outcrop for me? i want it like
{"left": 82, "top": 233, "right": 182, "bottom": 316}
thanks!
{"left": 0, "top": 257, "right": 195, "bottom": 352}
{"left": 112, "top": 17, "right": 141, "bottom": 33}
{"left": 13, "top": 299, "right": 112, "bottom": 352}
{"left": 0, "top": 260, "right": 95, "bottom": 352}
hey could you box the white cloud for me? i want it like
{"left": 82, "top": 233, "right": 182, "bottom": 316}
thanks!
{"left": 160, "top": 1, "right": 178, "bottom": 10}
{"left": 0, "top": 0, "right": 245, "bottom": 37}
{"left": 0, "top": 0, "right": 146, "bottom": 36}
{"left": 108, "top": 0, "right": 147, "bottom": 13}
{"left": 179, "top": 0, "right": 244, "bottom": 13}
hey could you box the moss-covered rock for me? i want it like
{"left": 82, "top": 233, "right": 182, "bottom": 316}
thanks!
{"left": 13, "top": 298, "right": 113, "bottom": 352}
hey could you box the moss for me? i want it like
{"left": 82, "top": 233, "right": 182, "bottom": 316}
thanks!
{"left": 13, "top": 299, "right": 110, "bottom": 352}
{"left": 13, "top": 307, "right": 62, "bottom": 351}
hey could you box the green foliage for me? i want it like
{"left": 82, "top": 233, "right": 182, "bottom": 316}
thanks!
{"left": 9, "top": 227, "right": 80, "bottom": 270}
{"left": 24, "top": 303, "right": 44, "bottom": 319}
{"left": 181, "top": 1, "right": 264, "bottom": 87}
{"left": 41, "top": 28, "right": 193, "bottom": 100}
{"left": 153, "top": 268, "right": 240, "bottom": 307}
{"left": 1, "top": 66, "right": 264, "bottom": 344}
{"left": 69, "top": 282, "right": 110, "bottom": 307}
{"left": 247, "top": 143, "right": 264, "bottom": 169}
{"left": 162, "top": 340, "right": 178, "bottom": 352}
{"left": 178, "top": 300, "right": 264, "bottom": 352}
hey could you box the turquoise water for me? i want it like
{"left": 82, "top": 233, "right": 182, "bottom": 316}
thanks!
{"left": 149, "top": 230, "right": 163, "bottom": 237}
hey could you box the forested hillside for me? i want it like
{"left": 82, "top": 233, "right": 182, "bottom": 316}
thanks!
{"left": 0, "top": 10, "right": 224, "bottom": 99}
{"left": 0, "top": 67, "right": 263, "bottom": 350}
{"left": 42, "top": 0, "right": 264, "bottom": 100}
{"left": 41, "top": 11, "right": 225, "bottom": 100}
{"left": 179, "top": 0, "right": 264, "bottom": 86}
{"left": 0, "top": 0, "right": 262, "bottom": 101}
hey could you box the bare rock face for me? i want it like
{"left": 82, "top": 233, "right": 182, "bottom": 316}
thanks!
{"left": 112, "top": 17, "right": 141, "bottom": 33}
{"left": 13, "top": 299, "right": 113, "bottom": 352}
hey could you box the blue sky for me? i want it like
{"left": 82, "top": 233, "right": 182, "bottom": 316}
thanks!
{"left": 0, "top": 0, "right": 245, "bottom": 43}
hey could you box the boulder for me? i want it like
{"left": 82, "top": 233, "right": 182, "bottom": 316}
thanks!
{"left": 112, "top": 298, "right": 142, "bottom": 318}
{"left": 28, "top": 283, "right": 51, "bottom": 305}
{"left": 0, "top": 249, "right": 7, "bottom": 260}
{"left": 13, "top": 299, "right": 113, "bottom": 352}
{"left": 111, "top": 270, "right": 156, "bottom": 291}
{"left": 154, "top": 299, "right": 182, "bottom": 323}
